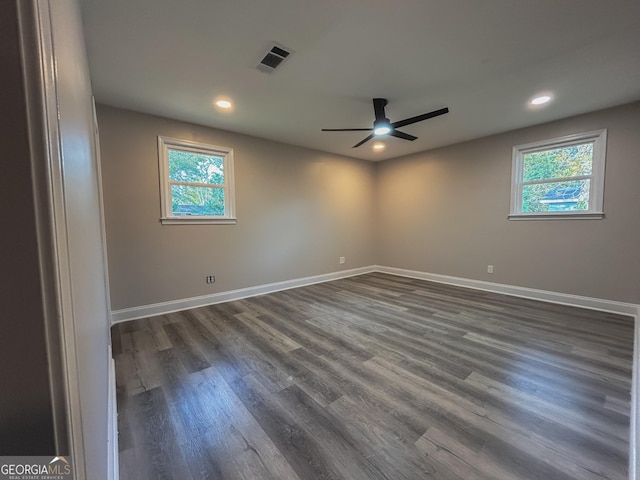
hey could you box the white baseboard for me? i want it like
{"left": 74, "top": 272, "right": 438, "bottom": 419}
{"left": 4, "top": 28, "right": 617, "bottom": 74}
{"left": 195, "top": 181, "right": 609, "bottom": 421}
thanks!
{"left": 111, "top": 266, "right": 376, "bottom": 324}
{"left": 107, "top": 346, "right": 118, "bottom": 480}
{"left": 112, "top": 263, "right": 638, "bottom": 322}
{"left": 632, "top": 309, "right": 640, "bottom": 480}
{"left": 375, "top": 265, "right": 639, "bottom": 317}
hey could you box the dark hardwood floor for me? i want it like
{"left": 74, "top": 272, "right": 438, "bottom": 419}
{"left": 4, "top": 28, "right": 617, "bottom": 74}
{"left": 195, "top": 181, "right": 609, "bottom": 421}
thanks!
{"left": 112, "top": 273, "right": 634, "bottom": 480}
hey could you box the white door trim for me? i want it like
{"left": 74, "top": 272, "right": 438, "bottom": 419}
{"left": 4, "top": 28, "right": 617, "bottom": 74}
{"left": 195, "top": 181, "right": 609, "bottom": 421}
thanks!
{"left": 17, "top": 0, "right": 87, "bottom": 477}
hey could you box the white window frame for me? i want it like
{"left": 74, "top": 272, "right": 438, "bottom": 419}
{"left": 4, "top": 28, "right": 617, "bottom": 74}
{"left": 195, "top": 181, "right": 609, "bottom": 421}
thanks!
{"left": 158, "top": 136, "right": 236, "bottom": 225}
{"left": 509, "top": 129, "right": 607, "bottom": 220}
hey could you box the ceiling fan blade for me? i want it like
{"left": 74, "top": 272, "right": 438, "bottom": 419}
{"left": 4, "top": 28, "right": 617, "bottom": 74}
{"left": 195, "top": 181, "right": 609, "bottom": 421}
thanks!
{"left": 322, "top": 128, "right": 373, "bottom": 131}
{"left": 391, "top": 107, "right": 449, "bottom": 129}
{"left": 353, "top": 134, "right": 374, "bottom": 148}
{"left": 373, "top": 98, "right": 388, "bottom": 121}
{"left": 390, "top": 130, "right": 417, "bottom": 141}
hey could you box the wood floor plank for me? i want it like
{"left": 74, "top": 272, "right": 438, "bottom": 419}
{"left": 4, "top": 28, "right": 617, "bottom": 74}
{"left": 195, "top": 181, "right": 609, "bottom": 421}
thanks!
{"left": 229, "top": 373, "right": 344, "bottom": 480}
{"left": 288, "top": 343, "right": 432, "bottom": 438}
{"left": 118, "top": 386, "right": 193, "bottom": 480}
{"left": 327, "top": 395, "right": 452, "bottom": 479}
{"left": 275, "top": 384, "right": 392, "bottom": 480}
{"left": 234, "top": 312, "right": 302, "bottom": 353}
{"left": 113, "top": 272, "right": 633, "bottom": 480}
{"left": 464, "top": 371, "right": 628, "bottom": 446}
{"left": 415, "top": 427, "right": 521, "bottom": 480}
{"left": 178, "top": 367, "right": 302, "bottom": 480}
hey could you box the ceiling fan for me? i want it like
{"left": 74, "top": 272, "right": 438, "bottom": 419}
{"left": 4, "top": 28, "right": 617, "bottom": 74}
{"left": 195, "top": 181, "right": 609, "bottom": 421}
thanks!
{"left": 322, "top": 98, "right": 449, "bottom": 148}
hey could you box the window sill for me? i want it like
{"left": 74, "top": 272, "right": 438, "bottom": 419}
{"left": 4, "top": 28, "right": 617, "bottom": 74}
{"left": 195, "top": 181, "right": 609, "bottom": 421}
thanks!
{"left": 160, "top": 217, "right": 237, "bottom": 225}
{"left": 508, "top": 212, "right": 604, "bottom": 221}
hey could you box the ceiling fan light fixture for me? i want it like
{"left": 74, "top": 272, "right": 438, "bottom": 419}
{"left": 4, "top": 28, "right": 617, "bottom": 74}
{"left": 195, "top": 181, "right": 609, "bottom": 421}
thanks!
{"left": 373, "top": 120, "right": 391, "bottom": 136}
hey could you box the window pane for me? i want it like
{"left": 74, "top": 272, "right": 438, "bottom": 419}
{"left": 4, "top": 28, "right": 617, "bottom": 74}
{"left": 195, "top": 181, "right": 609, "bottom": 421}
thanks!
{"left": 522, "top": 179, "right": 590, "bottom": 213}
{"left": 522, "top": 143, "right": 593, "bottom": 182}
{"left": 171, "top": 185, "right": 225, "bottom": 216}
{"left": 168, "top": 149, "right": 224, "bottom": 185}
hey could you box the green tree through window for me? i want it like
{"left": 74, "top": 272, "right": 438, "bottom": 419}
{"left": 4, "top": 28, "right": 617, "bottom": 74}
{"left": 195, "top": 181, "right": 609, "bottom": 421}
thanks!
{"left": 521, "top": 144, "right": 592, "bottom": 212}
{"left": 168, "top": 150, "right": 225, "bottom": 216}
{"left": 510, "top": 129, "right": 606, "bottom": 219}
{"left": 158, "top": 136, "right": 236, "bottom": 223}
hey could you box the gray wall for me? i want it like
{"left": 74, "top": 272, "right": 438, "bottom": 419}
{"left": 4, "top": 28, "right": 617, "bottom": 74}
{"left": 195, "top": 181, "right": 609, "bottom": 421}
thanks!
{"left": 377, "top": 101, "right": 640, "bottom": 304}
{"left": 99, "top": 101, "right": 640, "bottom": 312}
{"left": 0, "top": 0, "right": 55, "bottom": 455}
{"left": 97, "top": 105, "right": 377, "bottom": 311}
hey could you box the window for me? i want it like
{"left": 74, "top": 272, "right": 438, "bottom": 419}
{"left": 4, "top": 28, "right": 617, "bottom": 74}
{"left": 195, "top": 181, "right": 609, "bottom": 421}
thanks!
{"left": 509, "top": 129, "right": 606, "bottom": 219}
{"left": 158, "top": 136, "right": 236, "bottom": 224}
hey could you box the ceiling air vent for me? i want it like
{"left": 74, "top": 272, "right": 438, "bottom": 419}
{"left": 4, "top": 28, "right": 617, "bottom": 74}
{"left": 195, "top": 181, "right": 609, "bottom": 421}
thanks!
{"left": 257, "top": 43, "right": 293, "bottom": 74}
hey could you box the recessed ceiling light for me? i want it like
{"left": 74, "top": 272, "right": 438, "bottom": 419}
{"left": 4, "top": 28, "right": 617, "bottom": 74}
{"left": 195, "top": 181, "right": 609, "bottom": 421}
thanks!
{"left": 214, "top": 98, "right": 233, "bottom": 110}
{"left": 373, "top": 143, "right": 386, "bottom": 151}
{"left": 529, "top": 94, "right": 553, "bottom": 106}
{"left": 216, "top": 100, "right": 232, "bottom": 108}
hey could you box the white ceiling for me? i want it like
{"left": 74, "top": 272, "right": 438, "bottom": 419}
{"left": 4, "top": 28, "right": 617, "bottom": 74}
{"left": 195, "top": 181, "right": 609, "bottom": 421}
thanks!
{"left": 79, "top": 0, "right": 640, "bottom": 161}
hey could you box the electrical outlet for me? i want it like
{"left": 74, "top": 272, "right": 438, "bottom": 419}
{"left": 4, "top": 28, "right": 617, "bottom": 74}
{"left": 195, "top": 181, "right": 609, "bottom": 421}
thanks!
{"left": 205, "top": 275, "right": 216, "bottom": 284}
{"left": 487, "top": 265, "right": 494, "bottom": 274}
{"left": 339, "top": 257, "right": 346, "bottom": 264}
